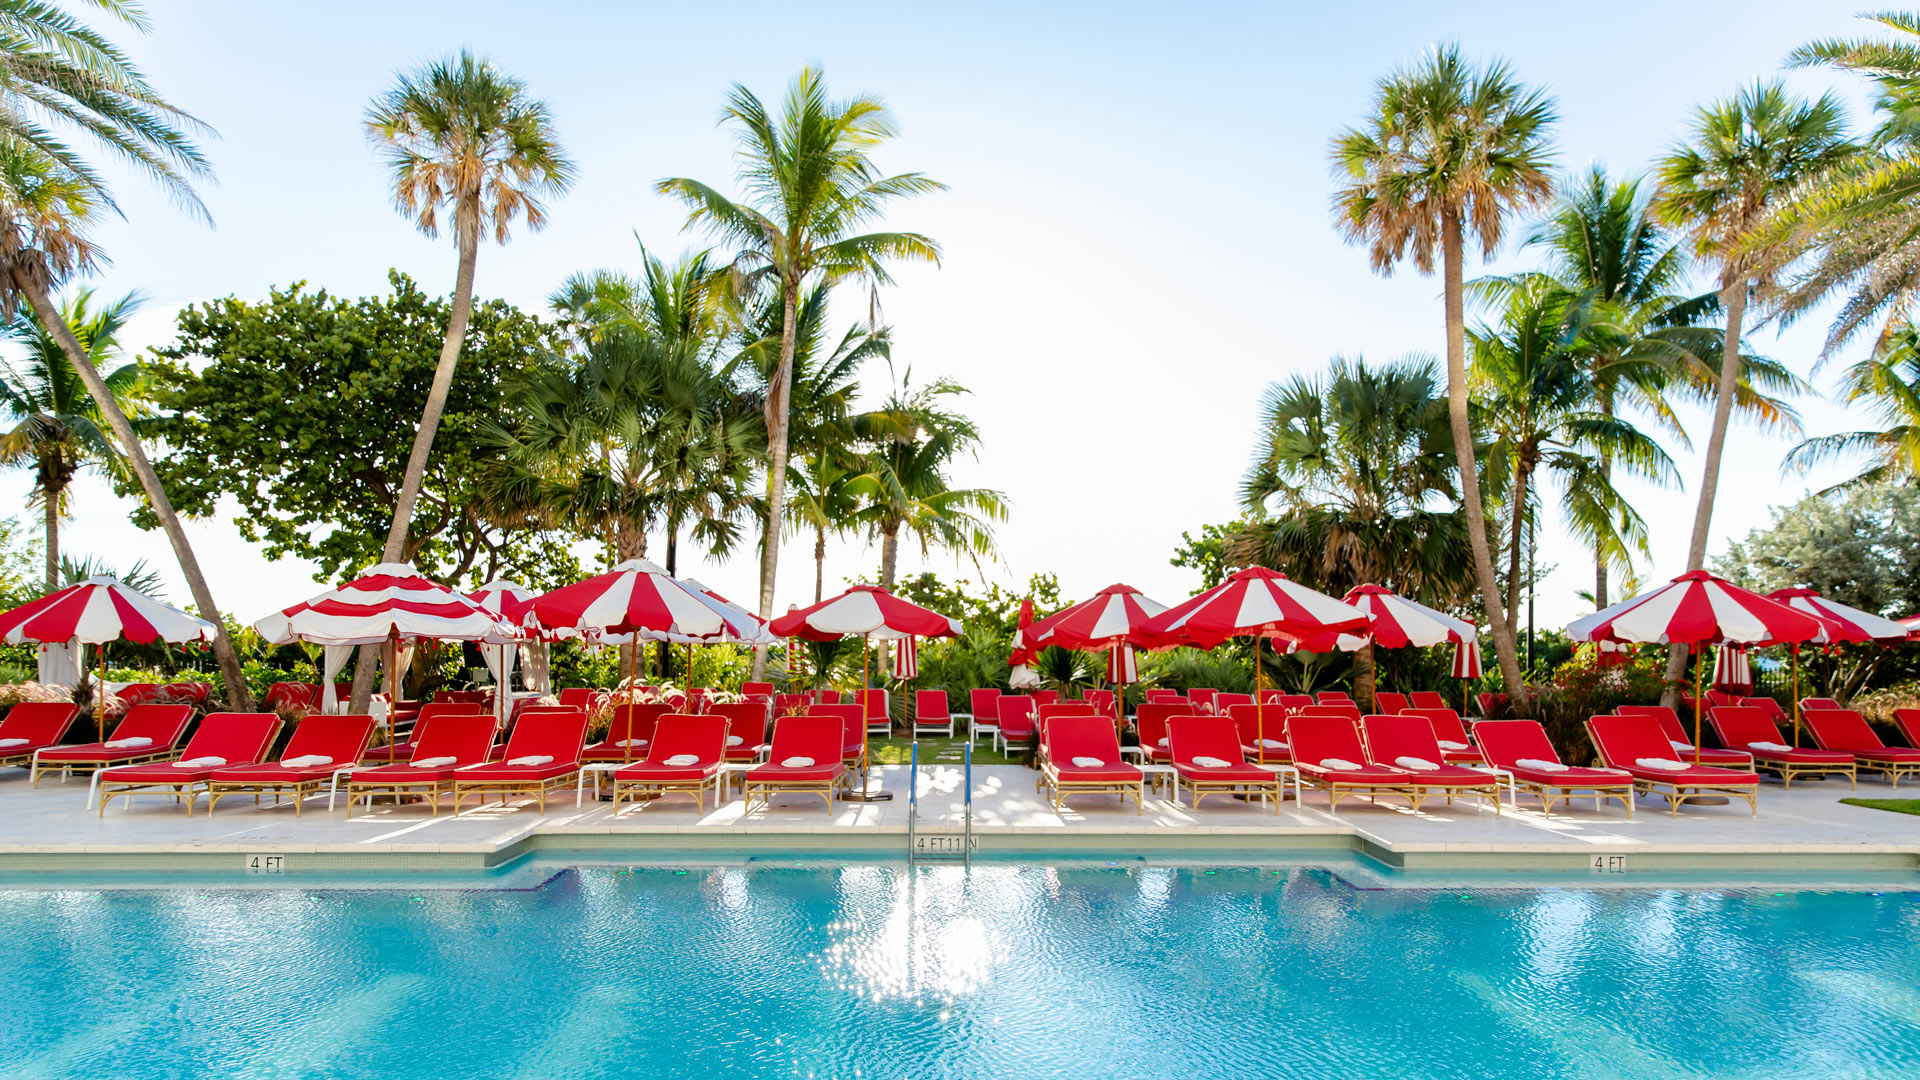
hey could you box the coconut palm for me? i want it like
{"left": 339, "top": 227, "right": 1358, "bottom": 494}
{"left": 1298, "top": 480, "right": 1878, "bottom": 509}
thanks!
{"left": 549, "top": 244, "right": 731, "bottom": 354}
{"left": 1783, "top": 321, "right": 1920, "bottom": 488}
{"left": 658, "top": 66, "right": 944, "bottom": 677}
{"left": 0, "top": 6, "right": 253, "bottom": 707}
{"left": 0, "top": 289, "right": 146, "bottom": 588}
{"left": 1330, "top": 44, "right": 1557, "bottom": 703}
{"left": 1654, "top": 82, "right": 1854, "bottom": 691}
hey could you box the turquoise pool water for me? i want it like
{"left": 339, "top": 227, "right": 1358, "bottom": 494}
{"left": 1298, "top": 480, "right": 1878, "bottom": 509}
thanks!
{"left": 2, "top": 861, "right": 1917, "bottom": 1079}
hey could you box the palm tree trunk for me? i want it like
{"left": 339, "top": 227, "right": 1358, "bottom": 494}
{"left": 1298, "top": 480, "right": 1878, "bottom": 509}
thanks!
{"left": 1664, "top": 278, "right": 1748, "bottom": 702}
{"left": 1441, "top": 211, "right": 1528, "bottom": 709}
{"left": 1503, "top": 463, "right": 1532, "bottom": 647}
{"left": 751, "top": 278, "right": 801, "bottom": 681}
{"left": 1353, "top": 640, "right": 1376, "bottom": 712}
{"left": 877, "top": 522, "right": 901, "bottom": 670}
{"left": 42, "top": 480, "right": 59, "bottom": 590}
{"left": 657, "top": 522, "right": 679, "bottom": 680}
{"left": 10, "top": 270, "right": 253, "bottom": 711}
{"left": 1594, "top": 388, "right": 1614, "bottom": 610}
{"left": 352, "top": 226, "right": 481, "bottom": 713}
{"left": 814, "top": 524, "right": 827, "bottom": 604}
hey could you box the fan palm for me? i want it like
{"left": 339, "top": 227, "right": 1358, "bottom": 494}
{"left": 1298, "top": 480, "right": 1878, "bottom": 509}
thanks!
{"left": 1330, "top": 44, "right": 1557, "bottom": 702}
{"left": 658, "top": 67, "right": 943, "bottom": 677}
{"left": 0, "top": 289, "right": 145, "bottom": 588}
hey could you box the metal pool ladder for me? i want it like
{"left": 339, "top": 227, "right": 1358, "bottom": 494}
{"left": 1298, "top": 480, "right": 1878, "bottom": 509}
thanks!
{"left": 907, "top": 740, "right": 973, "bottom": 864}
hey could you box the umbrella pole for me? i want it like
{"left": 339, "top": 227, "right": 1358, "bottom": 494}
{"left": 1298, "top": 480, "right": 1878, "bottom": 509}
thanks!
{"left": 385, "top": 630, "right": 399, "bottom": 747}
{"left": 861, "top": 634, "right": 871, "bottom": 792}
{"left": 1256, "top": 635, "right": 1266, "bottom": 765}
{"left": 1791, "top": 644, "right": 1802, "bottom": 749}
{"left": 624, "top": 638, "right": 636, "bottom": 762}
{"left": 96, "top": 643, "right": 108, "bottom": 742}
{"left": 1692, "top": 645, "right": 1704, "bottom": 767}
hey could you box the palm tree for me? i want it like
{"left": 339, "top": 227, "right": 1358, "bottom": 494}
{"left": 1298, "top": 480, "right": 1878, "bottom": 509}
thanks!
{"left": 789, "top": 448, "right": 860, "bottom": 604}
{"left": 658, "top": 67, "right": 944, "bottom": 677}
{"left": 0, "top": 289, "right": 146, "bottom": 589}
{"left": 1654, "top": 82, "right": 1854, "bottom": 691}
{"left": 1330, "top": 44, "right": 1557, "bottom": 703}
{"left": 0, "top": 6, "right": 253, "bottom": 708}
{"left": 1235, "top": 355, "right": 1476, "bottom": 707}
{"left": 1783, "top": 321, "right": 1920, "bottom": 487}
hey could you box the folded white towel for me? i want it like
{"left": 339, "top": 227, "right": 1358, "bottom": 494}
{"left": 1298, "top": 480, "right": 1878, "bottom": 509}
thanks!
{"left": 616, "top": 738, "right": 647, "bottom": 748}
{"left": 409, "top": 756, "right": 457, "bottom": 768}
{"left": 663, "top": 753, "right": 698, "bottom": 767}
{"left": 1635, "top": 757, "right": 1688, "bottom": 771}
{"left": 0, "top": 737, "right": 29, "bottom": 748}
{"left": 1395, "top": 755, "right": 1440, "bottom": 772}
{"left": 507, "top": 755, "right": 553, "bottom": 767}
{"left": 1156, "top": 737, "right": 1170, "bottom": 748}
{"left": 781, "top": 756, "right": 816, "bottom": 768}
{"left": 1318, "top": 757, "right": 1363, "bottom": 771}
{"left": 1191, "top": 755, "right": 1232, "bottom": 768}
{"left": 1749, "top": 740, "right": 1792, "bottom": 752}
{"left": 1437, "top": 739, "right": 1469, "bottom": 751}
{"left": 726, "top": 735, "right": 744, "bottom": 747}
{"left": 281, "top": 754, "right": 332, "bottom": 768}
{"left": 105, "top": 737, "right": 153, "bottom": 749}
{"left": 1070, "top": 756, "right": 1106, "bottom": 768}
{"left": 172, "top": 756, "right": 226, "bottom": 769}
{"left": 1516, "top": 757, "right": 1568, "bottom": 773}
{"left": 1257, "top": 738, "right": 1288, "bottom": 749}
{"left": 1669, "top": 739, "right": 1694, "bottom": 752}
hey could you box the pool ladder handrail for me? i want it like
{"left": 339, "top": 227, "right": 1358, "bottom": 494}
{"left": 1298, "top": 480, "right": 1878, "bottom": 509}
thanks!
{"left": 907, "top": 740, "right": 971, "bottom": 864}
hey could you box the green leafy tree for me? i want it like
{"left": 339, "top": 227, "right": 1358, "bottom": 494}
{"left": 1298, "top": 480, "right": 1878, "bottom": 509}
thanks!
{"left": 0, "top": 289, "right": 146, "bottom": 589}
{"left": 140, "top": 272, "right": 575, "bottom": 588}
{"left": 658, "top": 66, "right": 944, "bottom": 677}
{"left": 1331, "top": 44, "right": 1557, "bottom": 705}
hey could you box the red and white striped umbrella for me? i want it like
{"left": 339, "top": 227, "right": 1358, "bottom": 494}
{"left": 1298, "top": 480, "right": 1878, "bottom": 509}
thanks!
{"left": 1007, "top": 597, "right": 1040, "bottom": 689}
{"left": 769, "top": 585, "right": 961, "bottom": 641}
{"left": 1902, "top": 614, "right": 1920, "bottom": 641}
{"left": 1026, "top": 583, "right": 1170, "bottom": 651}
{"left": 1566, "top": 570, "right": 1823, "bottom": 647}
{"left": 1106, "top": 642, "right": 1138, "bottom": 684}
{"left": 1450, "top": 640, "right": 1483, "bottom": 679}
{"left": 1144, "top": 567, "right": 1369, "bottom": 649}
{"left": 0, "top": 576, "right": 215, "bottom": 645}
{"left": 255, "top": 563, "right": 513, "bottom": 646}
{"left": 525, "top": 559, "right": 725, "bottom": 642}
{"left": 1713, "top": 644, "right": 1752, "bottom": 692}
{"left": 893, "top": 636, "right": 919, "bottom": 680}
{"left": 1765, "top": 588, "right": 1909, "bottom": 645}
{"left": 467, "top": 579, "right": 536, "bottom": 631}
{"left": 612, "top": 578, "right": 776, "bottom": 646}
{"left": 1333, "top": 583, "right": 1475, "bottom": 651}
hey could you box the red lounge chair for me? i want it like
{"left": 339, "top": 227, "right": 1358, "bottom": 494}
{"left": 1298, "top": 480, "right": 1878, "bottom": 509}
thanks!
{"left": 31, "top": 704, "right": 194, "bottom": 785}
{"left": 361, "top": 700, "right": 487, "bottom": 763}
{"left": 1475, "top": 719, "right": 1633, "bottom": 817}
{"left": 449, "top": 708, "right": 590, "bottom": 814}
{"left": 1373, "top": 691, "right": 1410, "bottom": 715}
{"left": 1083, "top": 689, "right": 1115, "bottom": 715}
{"left": 1187, "top": 688, "right": 1218, "bottom": 712}
{"left": 1401, "top": 707, "right": 1483, "bottom": 764}
{"left": 1709, "top": 705, "right": 1856, "bottom": 789}
{"left": 1032, "top": 690, "right": 1060, "bottom": 707}
{"left": 1741, "top": 696, "right": 1790, "bottom": 728}
{"left": 708, "top": 700, "right": 771, "bottom": 763}
{"left": 1276, "top": 694, "right": 1314, "bottom": 712}
{"left": 1408, "top": 691, "right": 1447, "bottom": 711}
{"left": 1800, "top": 696, "right": 1842, "bottom": 713}
{"left": 807, "top": 703, "right": 868, "bottom": 786}
{"left": 996, "top": 696, "right": 1037, "bottom": 754}
{"left": 583, "top": 703, "right": 672, "bottom": 764}
{"left": 773, "top": 693, "right": 809, "bottom": 717}
{"left": 1896, "top": 709, "right": 1920, "bottom": 749}
{"left": 344, "top": 713, "right": 497, "bottom": 817}
{"left": 205, "top": 713, "right": 377, "bottom": 816}
{"left": 1475, "top": 692, "right": 1505, "bottom": 718}
{"left": 1225, "top": 702, "right": 1290, "bottom": 764}
{"left": 1169, "top": 714, "right": 1284, "bottom": 812}
{"left": 433, "top": 690, "right": 488, "bottom": 706}
{"left": 814, "top": 689, "right": 842, "bottom": 705}
{"left": 964, "top": 688, "right": 1001, "bottom": 741}
{"left": 1211, "top": 692, "right": 1253, "bottom": 713}
{"left": 1299, "top": 703, "right": 1363, "bottom": 725}
{"left": 1287, "top": 713, "right": 1415, "bottom": 813}
{"left": 1041, "top": 713, "right": 1143, "bottom": 813}
{"left": 1361, "top": 713, "right": 1502, "bottom": 814}
{"left": 611, "top": 714, "right": 727, "bottom": 811}
{"left": 96, "top": 712, "right": 282, "bottom": 818}
{"left": 1257, "top": 688, "right": 1286, "bottom": 705}
{"left": 557, "top": 688, "right": 601, "bottom": 710}
{"left": 1135, "top": 702, "right": 1194, "bottom": 765}
{"left": 742, "top": 715, "right": 848, "bottom": 814}
{"left": 0, "top": 702, "right": 80, "bottom": 771}
{"left": 1146, "top": 689, "right": 1183, "bottom": 703}
{"left": 914, "top": 690, "right": 954, "bottom": 738}
{"left": 1585, "top": 714, "right": 1759, "bottom": 816}
{"left": 1315, "top": 691, "right": 1352, "bottom": 706}
{"left": 1803, "top": 709, "right": 1920, "bottom": 787}
{"left": 858, "top": 688, "right": 889, "bottom": 736}
{"left": 1616, "top": 705, "right": 1753, "bottom": 768}
{"left": 740, "top": 681, "right": 775, "bottom": 700}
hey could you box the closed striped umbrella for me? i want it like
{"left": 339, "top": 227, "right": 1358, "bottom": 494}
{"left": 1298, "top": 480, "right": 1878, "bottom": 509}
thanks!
{"left": 893, "top": 636, "right": 919, "bottom": 680}
{"left": 1450, "top": 640, "right": 1483, "bottom": 679}
{"left": 1106, "top": 642, "right": 1137, "bottom": 684}
{"left": 1712, "top": 644, "right": 1752, "bottom": 693}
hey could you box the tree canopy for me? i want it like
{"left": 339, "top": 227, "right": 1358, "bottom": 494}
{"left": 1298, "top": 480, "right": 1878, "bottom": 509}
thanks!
{"left": 1714, "top": 482, "right": 1920, "bottom": 618}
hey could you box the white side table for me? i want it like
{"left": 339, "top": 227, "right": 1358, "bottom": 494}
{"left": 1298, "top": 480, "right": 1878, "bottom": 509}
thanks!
{"left": 576, "top": 762, "right": 623, "bottom": 807}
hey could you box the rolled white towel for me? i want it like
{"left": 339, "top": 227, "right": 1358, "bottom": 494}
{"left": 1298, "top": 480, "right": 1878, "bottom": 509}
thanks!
{"left": 616, "top": 738, "right": 647, "bottom": 748}
{"left": 409, "top": 756, "right": 457, "bottom": 769}
{"left": 1256, "top": 738, "right": 1288, "bottom": 749}
{"left": 0, "top": 737, "right": 29, "bottom": 748}
{"left": 780, "top": 756, "right": 816, "bottom": 768}
{"left": 1515, "top": 757, "right": 1568, "bottom": 773}
{"left": 171, "top": 756, "right": 226, "bottom": 769}
{"left": 1394, "top": 755, "right": 1440, "bottom": 772}
{"left": 726, "top": 735, "right": 744, "bottom": 747}
{"left": 1070, "top": 756, "right": 1106, "bottom": 768}
{"left": 105, "top": 736, "right": 153, "bottom": 749}
{"left": 507, "top": 755, "right": 554, "bottom": 767}
{"left": 280, "top": 754, "right": 333, "bottom": 768}
{"left": 1317, "top": 757, "right": 1363, "bottom": 771}
{"left": 1669, "top": 739, "right": 1694, "bottom": 753}
{"left": 663, "top": 753, "right": 698, "bottom": 767}
{"left": 1748, "top": 741, "right": 1792, "bottom": 752}
{"left": 1156, "top": 738, "right": 1170, "bottom": 748}
{"left": 1437, "top": 740, "right": 1470, "bottom": 752}
{"left": 1635, "top": 757, "right": 1688, "bottom": 771}
{"left": 1191, "top": 755, "right": 1232, "bottom": 768}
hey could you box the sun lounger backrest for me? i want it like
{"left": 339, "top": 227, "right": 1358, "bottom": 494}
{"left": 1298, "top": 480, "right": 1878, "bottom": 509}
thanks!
{"left": 1408, "top": 691, "right": 1446, "bottom": 710}
{"left": 741, "top": 681, "right": 775, "bottom": 699}
{"left": 605, "top": 703, "right": 670, "bottom": 747}
{"left": 1709, "top": 705, "right": 1781, "bottom": 749}
{"left": 0, "top": 702, "right": 78, "bottom": 744}
{"left": 998, "top": 696, "right": 1037, "bottom": 738}
{"left": 182, "top": 713, "right": 281, "bottom": 763}
{"left": 1361, "top": 713, "right": 1444, "bottom": 763}
{"left": 417, "top": 701, "right": 486, "bottom": 724}
{"left": 1045, "top": 713, "right": 1121, "bottom": 763}
{"left": 1801, "top": 708, "right": 1882, "bottom": 751}
{"left": 1212, "top": 692, "right": 1253, "bottom": 712}
{"left": 1373, "top": 691, "right": 1410, "bottom": 715}
{"left": 1894, "top": 708, "right": 1920, "bottom": 749}
{"left": 1800, "top": 697, "right": 1841, "bottom": 712}
{"left": 1286, "top": 713, "right": 1366, "bottom": 767}
{"left": 768, "top": 714, "right": 841, "bottom": 763}
{"left": 968, "top": 688, "right": 1001, "bottom": 722}
{"left": 1031, "top": 690, "right": 1059, "bottom": 706}
{"left": 1402, "top": 707, "right": 1470, "bottom": 745}
{"left": 1741, "top": 696, "right": 1789, "bottom": 726}
{"left": 501, "top": 708, "right": 590, "bottom": 763}
{"left": 915, "top": 690, "right": 949, "bottom": 721}
{"left": 1224, "top": 703, "right": 1285, "bottom": 747}
{"left": 646, "top": 714, "right": 725, "bottom": 763}
{"left": 1299, "top": 704, "right": 1362, "bottom": 724}
{"left": 1083, "top": 689, "right": 1115, "bottom": 713}
{"left": 1168, "top": 715, "right": 1245, "bottom": 765}
{"left": 1586, "top": 714, "right": 1669, "bottom": 767}
{"left": 710, "top": 698, "right": 770, "bottom": 726}
{"left": 556, "top": 688, "right": 599, "bottom": 709}
{"left": 1315, "top": 691, "right": 1351, "bottom": 705}
{"left": 113, "top": 704, "right": 195, "bottom": 747}
{"left": 281, "top": 713, "right": 375, "bottom": 763}
{"left": 1136, "top": 702, "right": 1193, "bottom": 750}
{"left": 1471, "top": 719, "right": 1558, "bottom": 768}
{"left": 1616, "top": 704, "right": 1687, "bottom": 744}
{"left": 413, "top": 713, "right": 497, "bottom": 763}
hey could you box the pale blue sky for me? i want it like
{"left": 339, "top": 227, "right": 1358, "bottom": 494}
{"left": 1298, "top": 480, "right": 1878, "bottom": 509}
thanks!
{"left": 11, "top": 0, "right": 1882, "bottom": 626}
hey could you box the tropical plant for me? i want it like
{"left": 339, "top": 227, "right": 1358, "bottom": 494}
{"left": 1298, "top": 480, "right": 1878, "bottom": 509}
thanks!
{"left": 1330, "top": 44, "right": 1558, "bottom": 706}
{"left": 0, "top": 288, "right": 145, "bottom": 589}
{"left": 658, "top": 66, "right": 944, "bottom": 677}
{"left": 1784, "top": 321, "right": 1920, "bottom": 487}
{"left": 0, "top": 5, "right": 252, "bottom": 708}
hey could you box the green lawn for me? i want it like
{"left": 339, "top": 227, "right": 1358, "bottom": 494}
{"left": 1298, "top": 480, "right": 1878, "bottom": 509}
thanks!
{"left": 867, "top": 734, "right": 1028, "bottom": 766}
{"left": 1839, "top": 797, "right": 1920, "bottom": 817}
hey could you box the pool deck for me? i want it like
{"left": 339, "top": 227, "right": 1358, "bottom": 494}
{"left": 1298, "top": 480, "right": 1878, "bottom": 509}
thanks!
{"left": 0, "top": 762, "right": 1911, "bottom": 876}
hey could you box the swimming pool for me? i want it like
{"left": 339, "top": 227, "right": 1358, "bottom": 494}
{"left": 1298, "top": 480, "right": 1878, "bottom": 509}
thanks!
{"left": 2, "top": 859, "right": 1916, "bottom": 1079}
